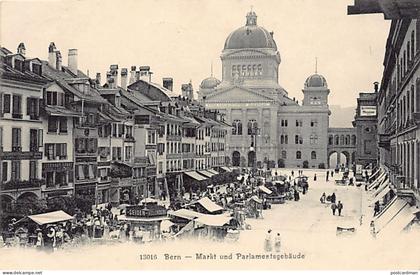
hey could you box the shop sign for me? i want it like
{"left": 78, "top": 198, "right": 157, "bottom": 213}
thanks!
{"left": 126, "top": 205, "right": 167, "bottom": 218}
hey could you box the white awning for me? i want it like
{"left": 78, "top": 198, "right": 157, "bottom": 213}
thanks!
{"left": 195, "top": 214, "right": 234, "bottom": 227}
{"left": 27, "top": 210, "right": 74, "bottom": 225}
{"left": 221, "top": 166, "right": 232, "bottom": 172}
{"left": 370, "top": 186, "right": 391, "bottom": 206}
{"left": 168, "top": 209, "right": 203, "bottom": 220}
{"left": 369, "top": 169, "right": 380, "bottom": 181}
{"left": 378, "top": 204, "right": 416, "bottom": 236}
{"left": 372, "top": 177, "right": 390, "bottom": 197}
{"left": 207, "top": 169, "right": 219, "bottom": 175}
{"left": 187, "top": 197, "right": 224, "bottom": 213}
{"left": 197, "top": 170, "right": 214, "bottom": 178}
{"left": 258, "top": 185, "right": 273, "bottom": 194}
{"left": 184, "top": 171, "right": 208, "bottom": 181}
{"left": 249, "top": 195, "right": 262, "bottom": 204}
{"left": 374, "top": 198, "right": 409, "bottom": 233}
{"left": 368, "top": 172, "right": 387, "bottom": 191}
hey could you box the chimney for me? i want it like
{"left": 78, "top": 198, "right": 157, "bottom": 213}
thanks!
{"left": 17, "top": 43, "right": 26, "bottom": 56}
{"left": 135, "top": 71, "right": 140, "bottom": 82}
{"left": 181, "top": 83, "right": 194, "bottom": 100}
{"left": 95, "top": 73, "right": 101, "bottom": 86}
{"left": 56, "top": 50, "right": 62, "bottom": 71}
{"left": 373, "top": 81, "right": 379, "bottom": 93}
{"left": 162, "top": 77, "right": 173, "bottom": 91}
{"left": 139, "top": 66, "right": 151, "bottom": 82}
{"left": 68, "top": 49, "right": 78, "bottom": 75}
{"left": 121, "top": 68, "right": 128, "bottom": 90}
{"left": 110, "top": 64, "right": 118, "bottom": 88}
{"left": 106, "top": 72, "right": 113, "bottom": 87}
{"left": 48, "top": 42, "right": 57, "bottom": 69}
{"left": 129, "top": 66, "right": 136, "bottom": 85}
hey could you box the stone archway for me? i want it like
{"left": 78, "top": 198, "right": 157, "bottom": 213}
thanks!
{"left": 328, "top": 151, "right": 348, "bottom": 168}
{"left": 0, "top": 194, "right": 15, "bottom": 214}
{"left": 342, "top": 151, "right": 351, "bottom": 167}
{"left": 15, "top": 192, "right": 44, "bottom": 216}
{"left": 232, "top": 151, "right": 241, "bottom": 167}
{"left": 248, "top": 151, "right": 256, "bottom": 168}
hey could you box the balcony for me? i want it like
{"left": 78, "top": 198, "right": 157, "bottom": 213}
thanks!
{"left": 12, "top": 113, "right": 22, "bottom": 119}
{"left": 1, "top": 179, "right": 45, "bottom": 191}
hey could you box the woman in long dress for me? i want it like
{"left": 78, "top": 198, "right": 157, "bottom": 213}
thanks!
{"left": 264, "top": 229, "right": 273, "bottom": 252}
{"left": 274, "top": 233, "right": 281, "bottom": 252}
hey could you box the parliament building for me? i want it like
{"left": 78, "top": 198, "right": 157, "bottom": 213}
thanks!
{"left": 199, "top": 11, "right": 331, "bottom": 168}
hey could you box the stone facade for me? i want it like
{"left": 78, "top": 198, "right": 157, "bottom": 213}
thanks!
{"left": 199, "top": 11, "right": 331, "bottom": 169}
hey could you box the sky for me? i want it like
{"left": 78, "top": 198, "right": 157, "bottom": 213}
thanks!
{"left": 0, "top": 0, "right": 390, "bottom": 108}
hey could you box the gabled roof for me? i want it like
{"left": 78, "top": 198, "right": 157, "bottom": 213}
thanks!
{"left": 42, "top": 61, "right": 107, "bottom": 104}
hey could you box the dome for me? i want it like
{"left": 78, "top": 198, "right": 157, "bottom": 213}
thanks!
{"left": 305, "top": 74, "right": 328, "bottom": 88}
{"left": 224, "top": 11, "right": 277, "bottom": 50}
{"left": 200, "top": 76, "right": 221, "bottom": 89}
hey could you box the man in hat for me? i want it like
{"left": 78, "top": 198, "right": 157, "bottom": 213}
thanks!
{"left": 264, "top": 229, "right": 273, "bottom": 252}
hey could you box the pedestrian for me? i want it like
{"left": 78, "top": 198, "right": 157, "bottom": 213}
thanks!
{"left": 314, "top": 174, "right": 317, "bottom": 181}
{"left": 264, "top": 229, "right": 273, "bottom": 252}
{"left": 337, "top": 201, "right": 343, "bottom": 216}
{"left": 320, "top": 192, "right": 326, "bottom": 204}
{"left": 326, "top": 171, "right": 329, "bottom": 181}
{"left": 331, "top": 202, "right": 337, "bottom": 216}
{"left": 274, "top": 233, "right": 281, "bottom": 252}
{"left": 374, "top": 201, "right": 380, "bottom": 216}
{"left": 291, "top": 170, "right": 294, "bottom": 177}
{"left": 331, "top": 192, "right": 336, "bottom": 204}
{"left": 331, "top": 171, "right": 334, "bottom": 177}
{"left": 370, "top": 221, "right": 376, "bottom": 238}
{"left": 365, "top": 183, "right": 368, "bottom": 191}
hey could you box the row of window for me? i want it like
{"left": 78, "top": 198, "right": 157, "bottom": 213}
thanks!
{"left": 1, "top": 160, "right": 38, "bottom": 182}
{"left": 280, "top": 150, "right": 317, "bottom": 160}
{"left": 281, "top": 119, "right": 318, "bottom": 127}
{"left": 1, "top": 93, "right": 41, "bottom": 120}
{"left": 231, "top": 64, "right": 263, "bottom": 77}
{"left": 328, "top": 135, "right": 356, "bottom": 146}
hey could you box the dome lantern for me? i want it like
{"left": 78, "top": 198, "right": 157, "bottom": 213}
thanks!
{"left": 246, "top": 10, "right": 257, "bottom": 26}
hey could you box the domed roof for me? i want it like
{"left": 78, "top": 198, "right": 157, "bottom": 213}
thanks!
{"left": 224, "top": 11, "right": 277, "bottom": 50}
{"left": 305, "top": 73, "right": 328, "bottom": 88}
{"left": 200, "top": 76, "right": 221, "bottom": 89}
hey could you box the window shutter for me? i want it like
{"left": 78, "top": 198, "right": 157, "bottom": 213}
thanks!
{"left": 0, "top": 93, "right": 3, "bottom": 117}
{"left": 27, "top": 97, "right": 31, "bottom": 115}
{"left": 38, "top": 129, "right": 43, "bottom": 147}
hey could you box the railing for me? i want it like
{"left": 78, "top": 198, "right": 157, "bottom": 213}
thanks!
{"left": 12, "top": 113, "right": 22, "bottom": 119}
{"left": 1, "top": 179, "right": 45, "bottom": 190}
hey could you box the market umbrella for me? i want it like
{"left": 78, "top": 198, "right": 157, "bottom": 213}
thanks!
{"left": 117, "top": 204, "right": 130, "bottom": 209}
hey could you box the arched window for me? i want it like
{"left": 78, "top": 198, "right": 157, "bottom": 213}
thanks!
{"left": 411, "top": 30, "right": 415, "bottom": 59}
{"left": 285, "top": 135, "right": 288, "bottom": 144}
{"left": 247, "top": 120, "right": 258, "bottom": 135}
{"left": 352, "top": 135, "right": 357, "bottom": 145}
{"left": 281, "top": 150, "right": 287, "bottom": 159}
{"left": 310, "top": 134, "right": 318, "bottom": 145}
{"left": 296, "top": 151, "right": 302, "bottom": 160}
{"left": 257, "top": 64, "right": 262, "bottom": 76}
{"left": 242, "top": 65, "right": 246, "bottom": 76}
{"left": 252, "top": 65, "right": 257, "bottom": 76}
{"left": 280, "top": 135, "right": 284, "bottom": 144}
{"left": 295, "top": 135, "right": 299, "bottom": 144}
{"left": 231, "top": 65, "right": 236, "bottom": 77}
{"left": 247, "top": 65, "right": 252, "bottom": 76}
{"left": 328, "top": 135, "right": 333, "bottom": 145}
{"left": 232, "top": 120, "right": 242, "bottom": 135}
{"left": 345, "top": 135, "right": 350, "bottom": 145}
{"left": 335, "top": 135, "right": 339, "bottom": 145}
{"left": 340, "top": 135, "right": 345, "bottom": 145}
{"left": 311, "top": 151, "right": 317, "bottom": 160}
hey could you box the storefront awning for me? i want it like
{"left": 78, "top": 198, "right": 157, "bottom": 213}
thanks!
{"left": 374, "top": 197, "right": 409, "bottom": 233}
{"left": 168, "top": 209, "right": 203, "bottom": 220}
{"left": 378, "top": 203, "right": 416, "bottom": 236}
{"left": 197, "top": 170, "right": 214, "bottom": 178}
{"left": 207, "top": 169, "right": 219, "bottom": 175}
{"left": 370, "top": 186, "right": 391, "bottom": 206}
{"left": 184, "top": 171, "right": 208, "bottom": 181}
{"left": 26, "top": 210, "right": 74, "bottom": 225}
{"left": 221, "top": 166, "right": 232, "bottom": 172}
{"left": 259, "top": 185, "right": 273, "bottom": 195}
{"left": 369, "top": 169, "right": 380, "bottom": 181}
{"left": 372, "top": 178, "right": 390, "bottom": 198}
{"left": 368, "top": 172, "right": 386, "bottom": 191}
{"left": 187, "top": 197, "right": 224, "bottom": 213}
{"left": 195, "top": 214, "right": 234, "bottom": 227}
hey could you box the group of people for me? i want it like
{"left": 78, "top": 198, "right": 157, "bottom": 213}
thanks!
{"left": 325, "top": 170, "right": 335, "bottom": 181}
{"left": 264, "top": 229, "right": 282, "bottom": 252}
{"left": 320, "top": 192, "right": 344, "bottom": 216}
